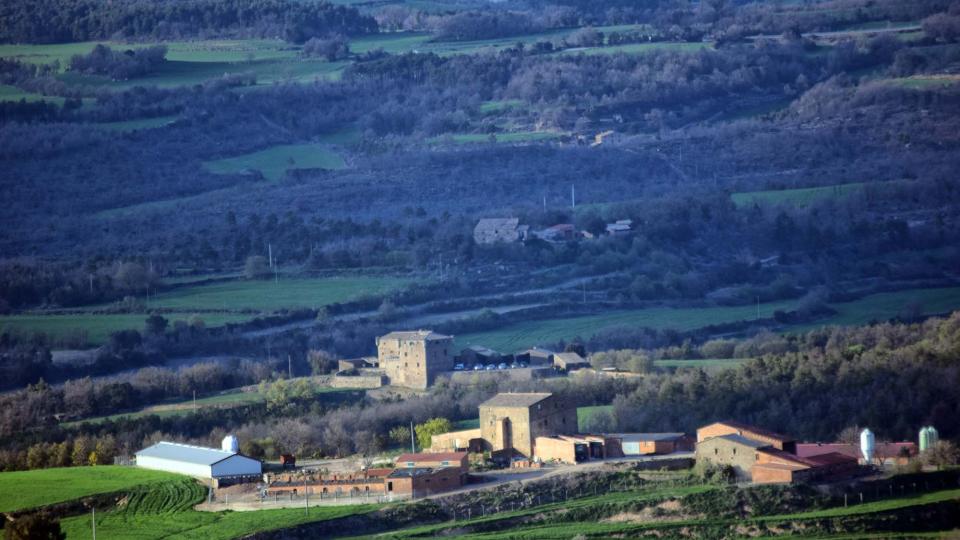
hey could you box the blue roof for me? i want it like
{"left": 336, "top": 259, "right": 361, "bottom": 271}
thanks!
{"left": 136, "top": 442, "right": 236, "bottom": 466}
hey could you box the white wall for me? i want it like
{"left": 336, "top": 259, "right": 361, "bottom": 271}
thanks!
{"left": 211, "top": 455, "right": 262, "bottom": 477}
{"left": 137, "top": 455, "right": 212, "bottom": 478}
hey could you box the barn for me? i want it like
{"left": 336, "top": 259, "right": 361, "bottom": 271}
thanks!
{"left": 135, "top": 441, "right": 262, "bottom": 480}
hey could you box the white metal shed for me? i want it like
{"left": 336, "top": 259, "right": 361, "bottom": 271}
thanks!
{"left": 135, "top": 441, "right": 262, "bottom": 479}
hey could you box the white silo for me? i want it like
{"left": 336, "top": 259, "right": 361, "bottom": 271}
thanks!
{"left": 222, "top": 434, "right": 240, "bottom": 453}
{"left": 860, "top": 428, "right": 875, "bottom": 464}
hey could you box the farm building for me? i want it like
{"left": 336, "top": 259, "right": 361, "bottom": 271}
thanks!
{"left": 431, "top": 429, "right": 484, "bottom": 453}
{"left": 796, "top": 442, "right": 918, "bottom": 466}
{"left": 479, "top": 392, "right": 578, "bottom": 459}
{"left": 695, "top": 423, "right": 859, "bottom": 484}
{"left": 135, "top": 440, "right": 261, "bottom": 480}
{"left": 515, "top": 347, "right": 554, "bottom": 365}
{"left": 474, "top": 218, "right": 527, "bottom": 244}
{"left": 608, "top": 433, "right": 693, "bottom": 456}
{"left": 605, "top": 219, "right": 633, "bottom": 235}
{"left": 396, "top": 452, "right": 469, "bottom": 476}
{"left": 535, "top": 223, "right": 577, "bottom": 243}
{"left": 265, "top": 465, "right": 464, "bottom": 499}
{"left": 534, "top": 434, "right": 622, "bottom": 464}
{"left": 459, "top": 345, "right": 502, "bottom": 365}
{"left": 553, "top": 352, "right": 590, "bottom": 371}
{"left": 697, "top": 420, "right": 797, "bottom": 453}
{"left": 377, "top": 330, "right": 453, "bottom": 389}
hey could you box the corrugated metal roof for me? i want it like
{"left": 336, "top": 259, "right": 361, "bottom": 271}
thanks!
{"left": 136, "top": 442, "right": 235, "bottom": 466}
{"left": 396, "top": 452, "right": 466, "bottom": 463}
{"left": 609, "top": 433, "right": 686, "bottom": 442}
{"left": 480, "top": 392, "right": 552, "bottom": 408}
{"left": 379, "top": 330, "right": 451, "bottom": 341}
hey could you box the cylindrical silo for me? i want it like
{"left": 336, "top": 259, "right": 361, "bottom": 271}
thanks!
{"left": 860, "top": 428, "right": 875, "bottom": 464}
{"left": 222, "top": 434, "right": 240, "bottom": 453}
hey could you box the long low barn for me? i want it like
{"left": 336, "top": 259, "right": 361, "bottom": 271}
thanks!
{"left": 136, "top": 441, "right": 262, "bottom": 479}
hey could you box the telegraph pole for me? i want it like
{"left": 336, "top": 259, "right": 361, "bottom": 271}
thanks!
{"left": 268, "top": 243, "right": 273, "bottom": 268}
{"left": 410, "top": 420, "right": 416, "bottom": 453}
{"left": 288, "top": 355, "right": 292, "bottom": 379}
{"left": 571, "top": 184, "right": 576, "bottom": 208}
{"left": 92, "top": 508, "right": 96, "bottom": 540}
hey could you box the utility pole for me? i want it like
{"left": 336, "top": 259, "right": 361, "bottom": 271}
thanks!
{"left": 288, "top": 355, "right": 292, "bottom": 379}
{"left": 410, "top": 420, "right": 416, "bottom": 453}
{"left": 570, "top": 184, "right": 576, "bottom": 209}
{"left": 92, "top": 507, "right": 96, "bottom": 540}
{"left": 268, "top": 243, "right": 273, "bottom": 268}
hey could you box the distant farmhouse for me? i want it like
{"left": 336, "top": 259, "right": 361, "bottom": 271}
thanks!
{"left": 474, "top": 218, "right": 528, "bottom": 244}
{"left": 605, "top": 219, "right": 633, "bottom": 236}
{"left": 377, "top": 330, "right": 454, "bottom": 390}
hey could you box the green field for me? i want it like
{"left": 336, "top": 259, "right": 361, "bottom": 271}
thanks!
{"left": 203, "top": 143, "right": 347, "bottom": 181}
{"left": 884, "top": 75, "right": 960, "bottom": 89}
{"left": 732, "top": 182, "right": 871, "bottom": 207}
{"left": 479, "top": 99, "right": 525, "bottom": 113}
{"left": 576, "top": 405, "right": 614, "bottom": 431}
{"left": 428, "top": 131, "right": 563, "bottom": 145}
{"left": 0, "top": 313, "right": 250, "bottom": 345}
{"left": 148, "top": 275, "right": 408, "bottom": 311}
{"left": 94, "top": 115, "right": 179, "bottom": 132}
{"left": 0, "top": 84, "right": 66, "bottom": 104}
{"left": 453, "top": 299, "right": 798, "bottom": 352}
{"left": 0, "top": 467, "right": 180, "bottom": 513}
{"left": 654, "top": 358, "right": 746, "bottom": 370}
{"left": 59, "top": 476, "right": 378, "bottom": 540}
{"left": 562, "top": 41, "right": 710, "bottom": 55}
{"left": 793, "top": 286, "right": 960, "bottom": 331}
{"left": 70, "top": 384, "right": 358, "bottom": 426}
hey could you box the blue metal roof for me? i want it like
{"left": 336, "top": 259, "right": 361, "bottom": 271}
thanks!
{"left": 136, "top": 442, "right": 235, "bottom": 466}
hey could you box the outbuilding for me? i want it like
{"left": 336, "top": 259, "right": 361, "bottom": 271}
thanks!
{"left": 136, "top": 441, "right": 262, "bottom": 480}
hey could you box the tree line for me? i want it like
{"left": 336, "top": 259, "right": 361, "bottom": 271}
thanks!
{"left": 0, "top": 0, "right": 377, "bottom": 44}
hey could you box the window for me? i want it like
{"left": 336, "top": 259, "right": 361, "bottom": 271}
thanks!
{"left": 733, "top": 448, "right": 737, "bottom": 455}
{"left": 714, "top": 448, "right": 718, "bottom": 455}
{"left": 406, "top": 462, "right": 415, "bottom": 467}
{"left": 441, "top": 461, "right": 450, "bottom": 466}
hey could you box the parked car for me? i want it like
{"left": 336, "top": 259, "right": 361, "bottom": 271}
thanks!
{"left": 498, "top": 363, "right": 508, "bottom": 370}
{"left": 519, "top": 362, "right": 528, "bottom": 368}
{"left": 453, "top": 363, "right": 464, "bottom": 371}
{"left": 510, "top": 362, "right": 520, "bottom": 369}
{"left": 473, "top": 364, "right": 484, "bottom": 371}
{"left": 485, "top": 364, "right": 497, "bottom": 371}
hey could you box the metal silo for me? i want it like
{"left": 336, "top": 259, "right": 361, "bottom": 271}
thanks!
{"left": 920, "top": 427, "right": 931, "bottom": 452}
{"left": 222, "top": 434, "right": 240, "bottom": 453}
{"left": 927, "top": 426, "right": 939, "bottom": 449}
{"left": 860, "top": 428, "right": 875, "bottom": 464}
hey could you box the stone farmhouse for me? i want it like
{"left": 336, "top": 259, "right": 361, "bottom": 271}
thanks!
{"left": 474, "top": 218, "right": 528, "bottom": 244}
{"left": 376, "top": 330, "right": 454, "bottom": 390}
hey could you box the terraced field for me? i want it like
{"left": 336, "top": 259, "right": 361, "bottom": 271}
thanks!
{"left": 59, "top": 477, "right": 378, "bottom": 540}
{"left": 0, "top": 467, "right": 180, "bottom": 513}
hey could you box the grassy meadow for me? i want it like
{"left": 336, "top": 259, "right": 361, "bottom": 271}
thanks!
{"left": 453, "top": 299, "right": 799, "bottom": 352}
{"left": 0, "top": 313, "right": 250, "bottom": 345}
{"left": 0, "top": 275, "right": 408, "bottom": 345}
{"left": 148, "top": 275, "right": 408, "bottom": 311}
{"left": 203, "top": 143, "right": 347, "bottom": 181}
{"left": 794, "top": 286, "right": 960, "bottom": 330}
{"left": 0, "top": 466, "right": 180, "bottom": 513}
